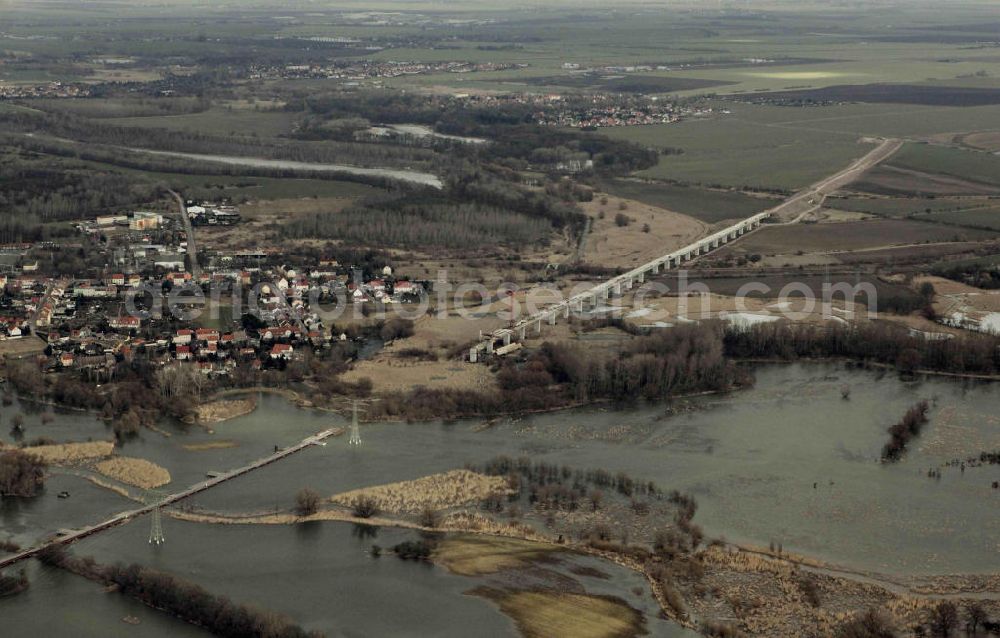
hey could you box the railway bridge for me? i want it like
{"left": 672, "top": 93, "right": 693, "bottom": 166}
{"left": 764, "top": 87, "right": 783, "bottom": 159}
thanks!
{"left": 469, "top": 211, "right": 771, "bottom": 362}
{"left": 468, "top": 137, "right": 903, "bottom": 362}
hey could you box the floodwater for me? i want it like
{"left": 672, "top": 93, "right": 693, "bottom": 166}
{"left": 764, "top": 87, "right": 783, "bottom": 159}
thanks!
{"left": 123, "top": 147, "right": 444, "bottom": 188}
{"left": 2, "top": 363, "right": 998, "bottom": 634}
{"left": 30, "top": 519, "right": 695, "bottom": 638}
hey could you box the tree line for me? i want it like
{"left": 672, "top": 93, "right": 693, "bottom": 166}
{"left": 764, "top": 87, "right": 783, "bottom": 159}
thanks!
{"left": 723, "top": 321, "right": 1000, "bottom": 376}
{"left": 38, "top": 547, "right": 322, "bottom": 638}
{"left": 881, "top": 400, "right": 931, "bottom": 462}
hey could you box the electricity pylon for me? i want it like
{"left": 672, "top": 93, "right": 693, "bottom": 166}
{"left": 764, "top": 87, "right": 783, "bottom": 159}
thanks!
{"left": 348, "top": 399, "right": 362, "bottom": 446}
{"left": 348, "top": 398, "right": 379, "bottom": 447}
{"left": 146, "top": 489, "right": 166, "bottom": 545}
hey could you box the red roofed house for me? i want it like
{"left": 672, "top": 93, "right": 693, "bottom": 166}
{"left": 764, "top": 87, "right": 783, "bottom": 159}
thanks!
{"left": 109, "top": 315, "right": 141, "bottom": 330}
{"left": 195, "top": 328, "right": 220, "bottom": 344}
{"left": 270, "top": 343, "right": 294, "bottom": 360}
{"left": 176, "top": 345, "right": 192, "bottom": 360}
{"left": 173, "top": 329, "right": 193, "bottom": 345}
{"left": 394, "top": 280, "right": 418, "bottom": 295}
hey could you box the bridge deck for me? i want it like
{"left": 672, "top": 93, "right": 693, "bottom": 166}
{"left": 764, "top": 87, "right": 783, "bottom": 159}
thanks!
{"left": 0, "top": 428, "right": 338, "bottom": 571}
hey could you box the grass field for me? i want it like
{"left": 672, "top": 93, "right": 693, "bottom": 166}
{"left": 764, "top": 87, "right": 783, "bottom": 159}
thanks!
{"left": 435, "top": 535, "right": 559, "bottom": 577}
{"left": 886, "top": 143, "right": 1000, "bottom": 187}
{"left": 726, "top": 219, "right": 998, "bottom": 255}
{"left": 826, "top": 196, "right": 990, "bottom": 217}
{"left": 715, "top": 100, "right": 1000, "bottom": 139}
{"left": 600, "top": 179, "right": 777, "bottom": 223}
{"left": 603, "top": 118, "right": 873, "bottom": 191}
{"left": 471, "top": 588, "right": 646, "bottom": 638}
{"left": 914, "top": 206, "right": 1000, "bottom": 230}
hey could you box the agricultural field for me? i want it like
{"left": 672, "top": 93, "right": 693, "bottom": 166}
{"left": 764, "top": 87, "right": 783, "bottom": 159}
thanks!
{"left": 721, "top": 219, "right": 999, "bottom": 256}
{"left": 603, "top": 117, "right": 874, "bottom": 191}
{"left": 825, "top": 196, "right": 993, "bottom": 217}
{"left": 884, "top": 143, "right": 1000, "bottom": 187}
{"left": 706, "top": 100, "right": 1000, "bottom": 140}
{"left": 5, "top": 3, "right": 1000, "bottom": 638}
{"left": 913, "top": 206, "right": 1000, "bottom": 231}
{"left": 735, "top": 83, "right": 1000, "bottom": 107}
{"left": 599, "top": 179, "right": 777, "bottom": 223}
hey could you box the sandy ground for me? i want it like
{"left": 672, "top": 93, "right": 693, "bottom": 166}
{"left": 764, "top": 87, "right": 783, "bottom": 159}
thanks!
{"left": 94, "top": 457, "right": 171, "bottom": 489}
{"left": 198, "top": 196, "right": 357, "bottom": 252}
{"left": 915, "top": 274, "right": 1000, "bottom": 333}
{"left": 342, "top": 307, "right": 505, "bottom": 393}
{"left": 18, "top": 441, "right": 115, "bottom": 464}
{"left": 329, "top": 469, "right": 510, "bottom": 514}
{"left": 195, "top": 397, "right": 257, "bottom": 424}
{"left": 0, "top": 336, "right": 47, "bottom": 359}
{"left": 342, "top": 357, "right": 494, "bottom": 393}
{"left": 579, "top": 193, "right": 707, "bottom": 269}
{"left": 614, "top": 292, "right": 869, "bottom": 329}
{"left": 961, "top": 131, "right": 1000, "bottom": 152}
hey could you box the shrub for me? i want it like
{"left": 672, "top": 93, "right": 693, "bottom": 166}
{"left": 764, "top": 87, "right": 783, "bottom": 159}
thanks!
{"left": 833, "top": 609, "right": 898, "bottom": 638}
{"left": 295, "top": 488, "right": 321, "bottom": 516}
{"left": 351, "top": 495, "right": 380, "bottom": 518}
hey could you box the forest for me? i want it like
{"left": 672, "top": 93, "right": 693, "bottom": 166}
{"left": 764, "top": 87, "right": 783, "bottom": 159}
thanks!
{"left": 281, "top": 168, "right": 584, "bottom": 249}
{"left": 723, "top": 321, "right": 1000, "bottom": 375}
{"left": 369, "top": 323, "right": 742, "bottom": 420}
{"left": 0, "top": 146, "right": 159, "bottom": 241}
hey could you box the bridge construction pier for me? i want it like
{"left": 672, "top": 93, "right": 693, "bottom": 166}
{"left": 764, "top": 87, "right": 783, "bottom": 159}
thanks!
{"left": 467, "top": 209, "right": 774, "bottom": 362}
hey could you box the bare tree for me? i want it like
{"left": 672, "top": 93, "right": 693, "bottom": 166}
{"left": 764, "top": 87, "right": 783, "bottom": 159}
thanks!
{"left": 294, "top": 488, "right": 321, "bottom": 516}
{"left": 930, "top": 602, "right": 958, "bottom": 638}
{"left": 966, "top": 603, "right": 987, "bottom": 636}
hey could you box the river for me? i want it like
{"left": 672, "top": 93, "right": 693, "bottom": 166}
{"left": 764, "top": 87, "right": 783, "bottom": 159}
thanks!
{"left": 124, "top": 148, "right": 444, "bottom": 189}
{"left": 1, "top": 363, "right": 998, "bottom": 634}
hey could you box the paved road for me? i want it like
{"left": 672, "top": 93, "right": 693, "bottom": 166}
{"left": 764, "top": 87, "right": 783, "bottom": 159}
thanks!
{"left": 0, "top": 428, "right": 338, "bottom": 570}
{"left": 167, "top": 188, "right": 201, "bottom": 278}
{"left": 766, "top": 137, "right": 903, "bottom": 223}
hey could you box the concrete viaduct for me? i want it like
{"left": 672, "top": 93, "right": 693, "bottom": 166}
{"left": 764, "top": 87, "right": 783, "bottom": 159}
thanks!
{"left": 469, "top": 210, "right": 771, "bottom": 362}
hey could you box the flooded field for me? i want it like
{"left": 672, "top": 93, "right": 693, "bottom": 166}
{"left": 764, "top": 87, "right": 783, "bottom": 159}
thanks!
{"left": 2, "top": 363, "right": 998, "bottom": 634}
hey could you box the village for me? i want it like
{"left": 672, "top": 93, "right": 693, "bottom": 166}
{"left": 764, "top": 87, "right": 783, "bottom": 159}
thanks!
{"left": 245, "top": 59, "right": 526, "bottom": 82}
{"left": 0, "top": 202, "right": 426, "bottom": 382}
